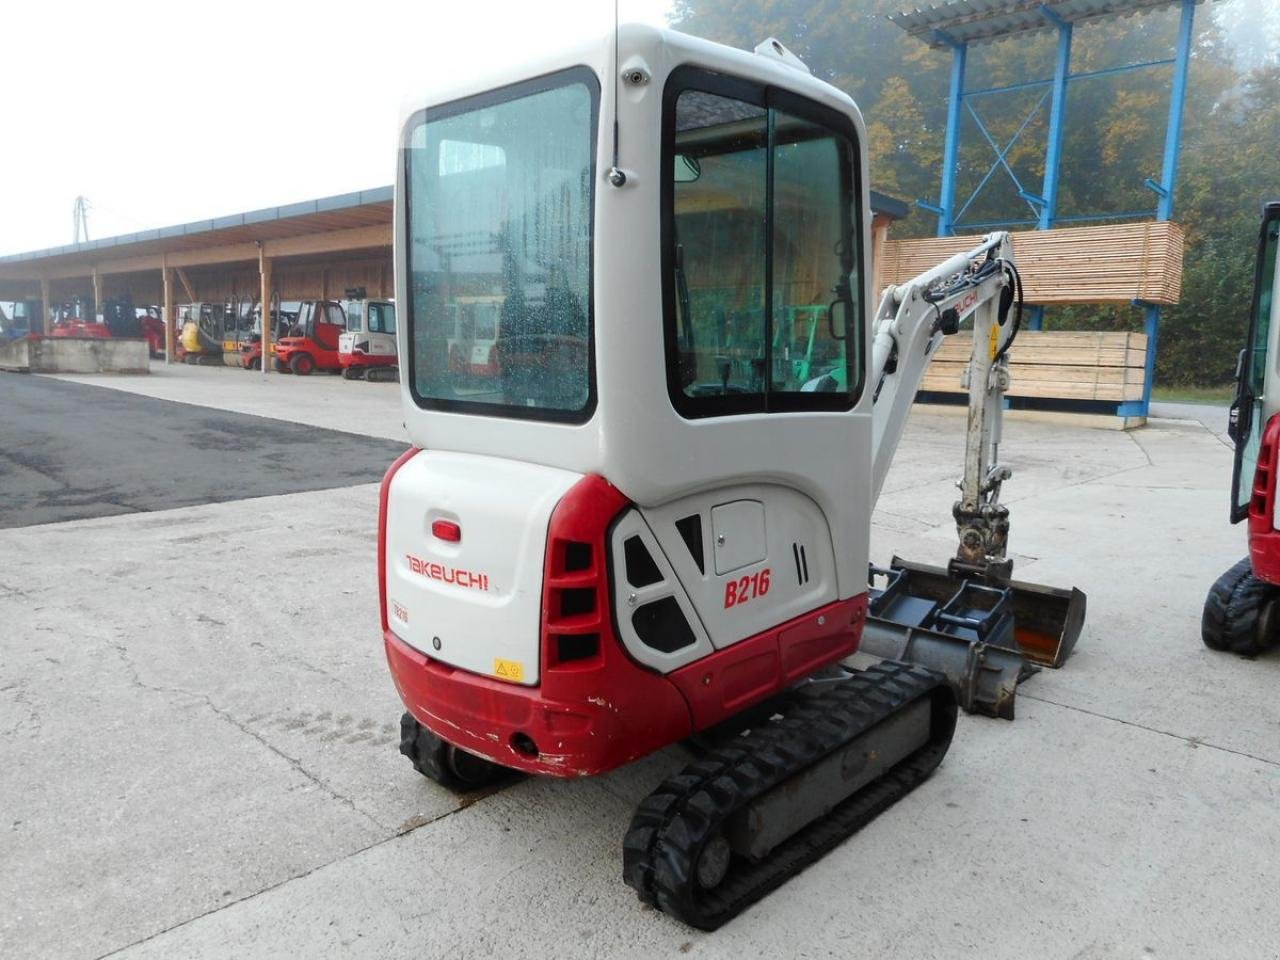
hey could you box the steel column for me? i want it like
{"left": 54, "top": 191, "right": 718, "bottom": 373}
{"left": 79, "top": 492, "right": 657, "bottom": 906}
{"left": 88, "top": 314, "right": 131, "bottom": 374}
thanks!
{"left": 1157, "top": 0, "right": 1196, "bottom": 222}
{"left": 1117, "top": 303, "right": 1162, "bottom": 419}
{"left": 1128, "top": 0, "right": 1197, "bottom": 413}
{"left": 1039, "top": 11, "right": 1073, "bottom": 230}
{"left": 938, "top": 41, "right": 968, "bottom": 237}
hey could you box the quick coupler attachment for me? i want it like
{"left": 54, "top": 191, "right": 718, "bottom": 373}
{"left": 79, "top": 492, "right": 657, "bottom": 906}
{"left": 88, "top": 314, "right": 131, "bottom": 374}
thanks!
{"left": 863, "top": 558, "right": 1086, "bottom": 720}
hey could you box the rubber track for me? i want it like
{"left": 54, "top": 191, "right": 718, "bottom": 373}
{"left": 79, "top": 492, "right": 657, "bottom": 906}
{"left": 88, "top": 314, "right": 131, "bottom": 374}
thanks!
{"left": 622, "top": 661, "right": 957, "bottom": 930}
{"left": 1202, "top": 557, "right": 1280, "bottom": 655}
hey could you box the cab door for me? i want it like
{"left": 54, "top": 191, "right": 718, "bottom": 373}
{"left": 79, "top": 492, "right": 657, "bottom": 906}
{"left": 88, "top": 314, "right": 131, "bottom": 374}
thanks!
{"left": 1231, "top": 205, "right": 1280, "bottom": 522}
{"left": 315, "top": 301, "right": 345, "bottom": 351}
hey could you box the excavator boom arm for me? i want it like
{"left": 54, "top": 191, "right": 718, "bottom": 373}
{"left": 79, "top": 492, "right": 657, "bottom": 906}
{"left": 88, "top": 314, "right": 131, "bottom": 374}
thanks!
{"left": 868, "top": 231, "right": 1018, "bottom": 572}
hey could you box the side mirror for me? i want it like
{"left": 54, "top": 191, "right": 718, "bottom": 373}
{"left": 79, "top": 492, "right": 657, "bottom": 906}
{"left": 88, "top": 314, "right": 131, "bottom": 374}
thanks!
{"left": 1229, "top": 349, "right": 1251, "bottom": 445}
{"left": 674, "top": 154, "right": 701, "bottom": 183}
{"left": 1229, "top": 395, "right": 1249, "bottom": 445}
{"left": 827, "top": 298, "right": 851, "bottom": 341}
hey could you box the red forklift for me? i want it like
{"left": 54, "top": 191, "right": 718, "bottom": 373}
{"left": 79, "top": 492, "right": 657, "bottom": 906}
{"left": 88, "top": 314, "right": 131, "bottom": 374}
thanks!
{"left": 273, "top": 299, "right": 346, "bottom": 375}
{"left": 48, "top": 297, "right": 104, "bottom": 338}
{"left": 1204, "top": 201, "right": 1280, "bottom": 655}
{"left": 136, "top": 305, "right": 166, "bottom": 357}
{"left": 238, "top": 298, "right": 296, "bottom": 370}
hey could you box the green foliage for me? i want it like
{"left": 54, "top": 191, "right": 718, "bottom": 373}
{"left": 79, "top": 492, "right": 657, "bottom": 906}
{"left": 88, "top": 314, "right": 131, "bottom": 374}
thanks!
{"left": 669, "top": 0, "right": 1280, "bottom": 386}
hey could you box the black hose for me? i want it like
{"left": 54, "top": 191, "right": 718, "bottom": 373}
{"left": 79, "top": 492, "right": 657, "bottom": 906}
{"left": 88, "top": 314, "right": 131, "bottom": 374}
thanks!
{"left": 993, "top": 259, "right": 1023, "bottom": 365}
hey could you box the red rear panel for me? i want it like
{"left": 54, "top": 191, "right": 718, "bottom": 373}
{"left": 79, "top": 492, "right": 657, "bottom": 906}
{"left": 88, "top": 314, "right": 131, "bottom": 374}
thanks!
{"left": 1248, "top": 414, "right": 1280, "bottom": 584}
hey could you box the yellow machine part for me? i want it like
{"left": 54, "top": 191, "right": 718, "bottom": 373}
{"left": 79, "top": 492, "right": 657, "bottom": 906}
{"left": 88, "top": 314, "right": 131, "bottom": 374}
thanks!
{"left": 180, "top": 322, "right": 203, "bottom": 354}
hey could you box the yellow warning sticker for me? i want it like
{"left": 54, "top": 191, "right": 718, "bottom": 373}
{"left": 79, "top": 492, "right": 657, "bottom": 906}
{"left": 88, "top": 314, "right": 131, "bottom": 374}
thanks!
{"left": 493, "top": 658, "right": 524, "bottom": 682}
{"left": 989, "top": 322, "right": 1000, "bottom": 360}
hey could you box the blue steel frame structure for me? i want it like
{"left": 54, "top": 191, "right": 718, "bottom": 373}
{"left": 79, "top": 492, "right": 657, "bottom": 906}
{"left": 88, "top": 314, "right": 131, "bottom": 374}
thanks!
{"left": 903, "top": 0, "right": 1199, "bottom": 418}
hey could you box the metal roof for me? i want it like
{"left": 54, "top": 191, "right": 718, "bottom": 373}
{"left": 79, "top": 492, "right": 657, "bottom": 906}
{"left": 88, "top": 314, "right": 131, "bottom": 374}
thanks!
{"left": 0, "top": 186, "right": 393, "bottom": 267}
{"left": 888, "top": 0, "right": 1208, "bottom": 49}
{"left": 0, "top": 184, "right": 908, "bottom": 278}
{"left": 870, "top": 190, "right": 910, "bottom": 220}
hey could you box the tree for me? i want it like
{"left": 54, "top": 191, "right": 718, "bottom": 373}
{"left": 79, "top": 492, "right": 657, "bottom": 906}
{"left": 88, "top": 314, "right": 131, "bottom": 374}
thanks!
{"left": 670, "top": 0, "right": 1279, "bottom": 386}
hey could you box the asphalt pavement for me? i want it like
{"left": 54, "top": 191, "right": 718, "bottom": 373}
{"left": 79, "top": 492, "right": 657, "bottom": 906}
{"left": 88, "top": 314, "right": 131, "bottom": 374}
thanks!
{"left": 0, "top": 373, "right": 408, "bottom": 528}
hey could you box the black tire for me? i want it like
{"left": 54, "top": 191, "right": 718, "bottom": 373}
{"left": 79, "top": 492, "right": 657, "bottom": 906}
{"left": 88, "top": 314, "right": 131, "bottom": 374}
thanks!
{"left": 274, "top": 358, "right": 290, "bottom": 373}
{"left": 246, "top": 357, "right": 261, "bottom": 371}
{"left": 341, "top": 366, "right": 361, "bottom": 380}
{"left": 290, "top": 353, "right": 314, "bottom": 376}
{"left": 1202, "top": 557, "right": 1280, "bottom": 655}
{"left": 398, "top": 712, "right": 507, "bottom": 792}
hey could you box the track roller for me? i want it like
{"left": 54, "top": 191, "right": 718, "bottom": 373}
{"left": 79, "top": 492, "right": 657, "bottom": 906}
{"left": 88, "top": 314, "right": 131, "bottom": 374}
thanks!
{"left": 622, "top": 661, "right": 956, "bottom": 930}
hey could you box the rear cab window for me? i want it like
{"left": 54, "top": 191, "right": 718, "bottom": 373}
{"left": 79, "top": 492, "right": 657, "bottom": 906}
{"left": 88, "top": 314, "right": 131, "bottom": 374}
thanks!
{"left": 403, "top": 68, "right": 599, "bottom": 423}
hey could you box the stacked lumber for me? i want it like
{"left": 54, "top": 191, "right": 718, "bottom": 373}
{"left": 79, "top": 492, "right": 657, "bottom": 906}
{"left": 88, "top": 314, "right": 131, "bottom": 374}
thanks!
{"left": 878, "top": 221, "right": 1185, "bottom": 306}
{"left": 920, "top": 330, "right": 1148, "bottom": 403}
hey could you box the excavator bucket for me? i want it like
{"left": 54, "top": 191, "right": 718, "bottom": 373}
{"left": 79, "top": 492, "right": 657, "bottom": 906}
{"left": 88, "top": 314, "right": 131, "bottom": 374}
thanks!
{"left": 861, "top": 558, "right": 1086, "bottom": 719}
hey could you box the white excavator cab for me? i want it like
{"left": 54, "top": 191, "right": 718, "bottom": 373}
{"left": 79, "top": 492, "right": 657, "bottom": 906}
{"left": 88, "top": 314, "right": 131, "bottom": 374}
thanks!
{"left": 338, "top": 296, "right": 398, "bottom": 380}
{"left": 382, "top": 23, "right": 1083, "bottom": 929}
{"left": 388, "top": 25, "right": 876, "bottom": 695}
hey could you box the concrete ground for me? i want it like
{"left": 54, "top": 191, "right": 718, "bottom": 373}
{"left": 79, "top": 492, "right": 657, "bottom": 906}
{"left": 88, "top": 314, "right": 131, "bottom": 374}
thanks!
{"left": 3, "top": 364, "right": 1275, "bottom": 960}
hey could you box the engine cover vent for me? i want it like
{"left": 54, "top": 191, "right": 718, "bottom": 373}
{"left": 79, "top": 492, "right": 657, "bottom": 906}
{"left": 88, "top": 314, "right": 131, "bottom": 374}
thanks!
{"left": 792, "top": 542, "right": 810, "bottom": 585}
{"left": 632, "top": 597, "right": 697, "bottom": 653}
{"left": 675, "top": 514, "right": 705, "bottom": 574}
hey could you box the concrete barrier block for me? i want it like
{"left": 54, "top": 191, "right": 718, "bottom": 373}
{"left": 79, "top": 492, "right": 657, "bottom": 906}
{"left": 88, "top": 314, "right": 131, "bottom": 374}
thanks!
{"left": 0, "top": 337, "right": 150, "bottom": 375}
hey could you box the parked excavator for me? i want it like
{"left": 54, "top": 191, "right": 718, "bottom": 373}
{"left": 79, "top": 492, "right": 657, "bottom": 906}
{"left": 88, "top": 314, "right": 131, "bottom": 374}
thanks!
{"left": 379, "top": 25, "right": 1084, "bottom": 930}
{"left": 338, "top": 289, "right": 399, "bottom": 381}
{"left": 1203, "top": 201, "right": 1280, "bottom": 656}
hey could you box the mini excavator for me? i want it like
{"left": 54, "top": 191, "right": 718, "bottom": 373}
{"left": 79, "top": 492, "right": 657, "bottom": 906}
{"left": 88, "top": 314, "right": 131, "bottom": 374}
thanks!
{"left": 1204, "top": 202, "right": 1280, "bottom": 655}
{"left": 379, "top": 24, "right": 1084, "bottom": 929}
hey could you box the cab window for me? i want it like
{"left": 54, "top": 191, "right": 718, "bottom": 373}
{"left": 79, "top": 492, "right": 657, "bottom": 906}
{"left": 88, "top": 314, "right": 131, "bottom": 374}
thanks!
{"left": 663, "top": 69, "right": 863, "bottom": 418}
{"left": 404, "top": 68, "right": 598, "bottom": 422}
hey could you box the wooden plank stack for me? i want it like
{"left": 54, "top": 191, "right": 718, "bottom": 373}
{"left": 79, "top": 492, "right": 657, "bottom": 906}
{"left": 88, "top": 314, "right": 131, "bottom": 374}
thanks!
{"left": 920, "top": 330, "right": 1149, "bottom": 402}
{"left": 879, "top": 221, "right": 1185, "bottom": 305}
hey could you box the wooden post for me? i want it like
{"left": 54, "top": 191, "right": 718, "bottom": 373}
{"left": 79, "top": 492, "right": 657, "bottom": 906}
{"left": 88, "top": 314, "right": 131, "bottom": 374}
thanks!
{"left": 871, "top": 217, "right": 890, "bottom": 299}
{"left": 92, "top": 268, "right": 103, "bottom": 319}
{"left": 259, "top": 248, "right": 272, "bottom": 377}
{"left": 162, "top": 260, "right": 174, "bottom": 363}
{"left": 39, "top": 278, "right": 51, "bottom": 335}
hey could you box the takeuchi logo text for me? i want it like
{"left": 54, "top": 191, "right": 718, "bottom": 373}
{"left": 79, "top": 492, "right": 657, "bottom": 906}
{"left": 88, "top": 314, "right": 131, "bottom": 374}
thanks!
{"left": 405, "top": 553, "right": 490, "bottom": 592}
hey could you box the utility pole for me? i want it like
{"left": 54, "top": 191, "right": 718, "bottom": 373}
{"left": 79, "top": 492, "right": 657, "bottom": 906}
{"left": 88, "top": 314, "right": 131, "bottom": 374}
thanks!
{"left": 73, "top": 196, "right": 91, "bottom": 244}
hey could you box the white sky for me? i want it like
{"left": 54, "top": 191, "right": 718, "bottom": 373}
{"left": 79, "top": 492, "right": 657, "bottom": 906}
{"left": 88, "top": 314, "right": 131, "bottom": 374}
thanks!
{"left": 0, "top": 0, "right": 675, "bottom": 256}
{"left": 3, "top": 1, "right": 1263, "bottom": 259}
